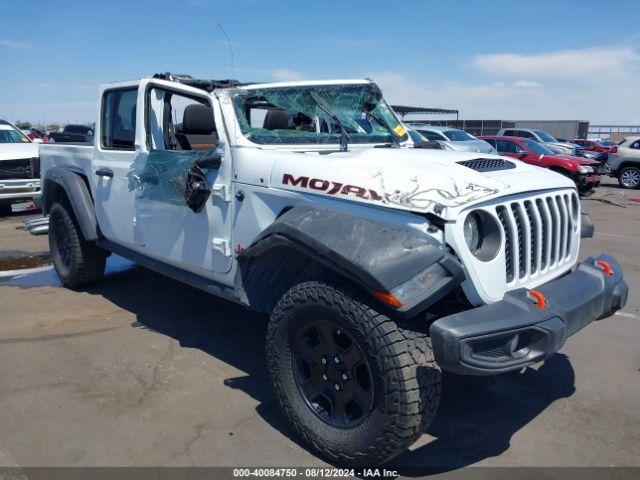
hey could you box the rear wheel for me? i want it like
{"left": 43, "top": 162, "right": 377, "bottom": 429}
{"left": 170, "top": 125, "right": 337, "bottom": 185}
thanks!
{"left": 266, "top": 280, "right": 441, "bottom": 466}
{"left": 49, "top": 202, "right": 106, "bottom": 287}
{"left": 618, "top": 166, "right": 640, "bottom": 189}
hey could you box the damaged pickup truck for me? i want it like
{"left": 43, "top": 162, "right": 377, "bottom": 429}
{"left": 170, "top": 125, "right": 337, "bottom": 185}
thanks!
{"left": 39, "top": 73, "right": 628, "bottom": 466}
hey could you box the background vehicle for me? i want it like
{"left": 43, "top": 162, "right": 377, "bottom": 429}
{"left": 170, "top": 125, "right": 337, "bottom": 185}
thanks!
{"left": 39, "top": 74, "right": 627, "bottom": 466}
{"left": 411, "top": 124, "right": 497, "bottom": 153}
{"left": 606, "top": 136, "right": 640, "bottom": 188}
{"left": 497, "top": 127, "right": 581, "bottom": 155}
{"left": 572, "top": 138, "right": 612, "bottom": 153}
{"left": 405, "top": 125, "right": 452, "bottom": 150}
{"left": 16, "top": 124, "right": 45, "bottom": 143}
{"left": 481, "top": 135, "right": 601, "bottom": 193}
{"left": 0, "top": 120, "right": 40, "bottom": 215}
{"left": 48, "top": 124, "right": 94, "bottom": 143}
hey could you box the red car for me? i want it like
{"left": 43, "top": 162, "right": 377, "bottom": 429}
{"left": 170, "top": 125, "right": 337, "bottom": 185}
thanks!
{"left": 572, "top": 139, "right": 612, "bottom": 153}
{"left": 480, "top": 136, "right": 601, "bottom": 193}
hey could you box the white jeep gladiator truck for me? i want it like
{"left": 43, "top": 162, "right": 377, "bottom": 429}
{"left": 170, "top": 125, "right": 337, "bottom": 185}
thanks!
{"left": 39, "top": 73, "right": 628, "bottom": 466}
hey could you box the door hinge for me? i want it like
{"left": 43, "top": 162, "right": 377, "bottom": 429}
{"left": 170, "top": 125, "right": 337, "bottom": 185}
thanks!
{"left": 212, "top": 238, "right": 232, "bottom": 257}
{"left": 211, "top": 184, "right": 231, "bottom": 202}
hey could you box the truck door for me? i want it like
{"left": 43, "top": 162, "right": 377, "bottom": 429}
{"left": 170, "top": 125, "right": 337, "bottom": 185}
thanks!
{"left": 92, "top": 85, "right": 141, "bottom": 248}
{"left": 132, "top": 79, "right": 233, "bottom": 277}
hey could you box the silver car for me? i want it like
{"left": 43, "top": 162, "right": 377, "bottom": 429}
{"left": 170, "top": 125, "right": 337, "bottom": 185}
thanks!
{"left": 606, "top": 136, "right": 640, "bottom": 189}
{"left": 497, "top": 128, "right": 581, "bottom": 155}
{"left": 411, "top": 125, "right": 497, "bottom": 154}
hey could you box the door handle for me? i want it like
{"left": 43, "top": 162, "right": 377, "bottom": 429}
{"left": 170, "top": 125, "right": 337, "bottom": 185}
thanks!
{"left": 95, "top": 167, "right": 114, "bottom": 178}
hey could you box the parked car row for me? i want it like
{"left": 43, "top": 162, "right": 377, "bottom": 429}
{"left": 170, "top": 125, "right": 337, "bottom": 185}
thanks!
{"left": 405, "top": 122, "right": 616, "bottom": 194}
{"left": 480, "top": 135, "right": 602, "bottom": 194}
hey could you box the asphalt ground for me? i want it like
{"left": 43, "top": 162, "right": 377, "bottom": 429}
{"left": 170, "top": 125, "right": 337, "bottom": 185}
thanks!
{"left": 0, "top": 180, "right": 638, "bottom": 474}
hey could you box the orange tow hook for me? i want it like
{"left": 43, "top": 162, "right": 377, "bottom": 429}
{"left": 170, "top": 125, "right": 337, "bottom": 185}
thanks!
{"left": 595, "top": 260, "right": 613, "bottom": 276}
{"left": 527, "top": 290, "right": 548, "bottom": 309}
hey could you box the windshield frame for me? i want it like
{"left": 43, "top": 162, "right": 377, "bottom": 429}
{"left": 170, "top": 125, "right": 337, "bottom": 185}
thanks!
{"left": 229, "top": 81, "right": 408, "bottom": 148}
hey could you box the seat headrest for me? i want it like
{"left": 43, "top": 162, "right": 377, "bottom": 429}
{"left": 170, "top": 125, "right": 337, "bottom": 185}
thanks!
{"left": 263, "top": 110, "right": 291, "bottom": 130}
{"left": 182, "top": 104, "right": 215, "bottom": 135}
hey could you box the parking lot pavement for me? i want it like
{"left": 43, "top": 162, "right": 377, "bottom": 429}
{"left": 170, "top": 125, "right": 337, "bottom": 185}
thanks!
{"left": 0, "top": 182, "right": 638, "bottom": 470}
{"left": 0, "top": 209, "right": 47, "bottom": 259}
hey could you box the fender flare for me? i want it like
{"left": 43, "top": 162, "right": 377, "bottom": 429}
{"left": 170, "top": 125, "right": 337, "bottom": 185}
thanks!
{"left": 237, "top": 206, "right": 464, "bottom": 316}
{"left": 43, "top": 167, "right": 100, "bottom": 241}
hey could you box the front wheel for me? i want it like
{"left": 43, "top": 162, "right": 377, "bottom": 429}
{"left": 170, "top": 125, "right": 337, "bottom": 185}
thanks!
{"left": 618, "top": 166, "right": 640, "bottom": 189}
{"left": 49, "top": 202, "right": 106, "bottom": 288}
{"left": 266, "top": 280, "right": 441, "bottom": 466}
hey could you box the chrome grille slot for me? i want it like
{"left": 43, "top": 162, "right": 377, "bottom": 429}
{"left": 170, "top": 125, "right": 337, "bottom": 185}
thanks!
{"left": 496, "top": 206, "right": 514, "bottom": 283}
{"left": 546, "top": 197, "right": 559, "bottom": 264}
{"left": 494, "top": 192, "right": 578, "bottom": 286}
{"left": 524, "top": 201, "right": 538, "bottom": 274}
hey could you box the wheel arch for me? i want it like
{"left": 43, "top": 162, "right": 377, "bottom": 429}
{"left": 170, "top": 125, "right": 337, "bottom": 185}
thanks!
{"left": 43, "top": 167, "right": 100, "bottom": 241}
{"left": 236, "top": 206, "right": 464, "bottom": 317}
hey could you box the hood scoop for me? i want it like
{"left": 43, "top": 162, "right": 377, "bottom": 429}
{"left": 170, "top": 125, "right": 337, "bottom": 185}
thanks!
{"left": 457, "top": 158, "right": 516, "bottom": 172}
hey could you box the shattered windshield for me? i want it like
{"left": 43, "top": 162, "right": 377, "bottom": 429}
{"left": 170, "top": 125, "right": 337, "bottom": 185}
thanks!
{"left": 231, "top": 83, "right": 408, "bottom": 145}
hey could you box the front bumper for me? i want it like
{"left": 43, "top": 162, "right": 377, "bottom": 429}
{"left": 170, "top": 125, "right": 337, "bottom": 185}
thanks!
{"left": 576, "top": 173, "right": 601, "bottom": 191}
{"left": 0, "top": 178, "right": 41, "bottom": 201}
{"left": 430, "top": 253, "right": 628, "bottom": 375}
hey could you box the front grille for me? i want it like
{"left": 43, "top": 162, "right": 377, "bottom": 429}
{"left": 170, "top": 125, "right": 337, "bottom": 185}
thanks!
{"left": 497, "top": 192, "right": 578, "bottom": 285}
{"left": 0, "top": 159, "right": 34, "bottom": 180}
{"left": 457, "top": 158, "right": 516, "bottom": 172}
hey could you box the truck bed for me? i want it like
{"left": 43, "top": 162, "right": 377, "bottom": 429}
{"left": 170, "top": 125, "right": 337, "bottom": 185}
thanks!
{"left": 39, "top": 144, "right": 94, "bottom": 182}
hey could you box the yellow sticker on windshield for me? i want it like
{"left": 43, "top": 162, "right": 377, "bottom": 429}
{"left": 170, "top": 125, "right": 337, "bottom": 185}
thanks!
{"left": 393, "top": 124, "right": 406, "bottom": 137}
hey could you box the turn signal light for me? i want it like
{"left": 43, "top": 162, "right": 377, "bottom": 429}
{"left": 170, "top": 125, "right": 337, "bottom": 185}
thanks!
{"left": 527, "top": 290, "right": 548, "bottom": 309}
{"left": 595, "top": 260, "right": 613, "bottom": 276}
{"left": 372, "top": 290, "right": 403, "bottom": 308}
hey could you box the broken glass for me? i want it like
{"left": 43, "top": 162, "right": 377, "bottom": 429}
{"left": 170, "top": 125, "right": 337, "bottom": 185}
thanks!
{"left": 231, "top": 83, "right": 407, "bottom": 145}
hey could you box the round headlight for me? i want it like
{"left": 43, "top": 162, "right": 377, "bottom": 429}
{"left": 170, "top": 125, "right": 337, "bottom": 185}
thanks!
{"left": 462, "top": 210, "right": 502, "bottom": 261}
{"left": 464, "top": 213, "right": 481, "bottom": 253}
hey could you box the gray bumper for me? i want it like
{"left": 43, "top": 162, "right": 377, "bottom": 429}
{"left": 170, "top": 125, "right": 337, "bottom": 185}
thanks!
{"left": 430, "top": 252, "right": 628, "bottom": 375}
{"left": 0, "top": 178, "right": 41, "bottom": 201}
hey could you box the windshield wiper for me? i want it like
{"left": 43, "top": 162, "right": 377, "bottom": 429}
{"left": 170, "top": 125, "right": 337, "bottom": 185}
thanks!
{"left": 364, "top": 103, "right": 401, "bottom": 148}
{"left": 309, "top": 92, "right": 350, "bottom": 152}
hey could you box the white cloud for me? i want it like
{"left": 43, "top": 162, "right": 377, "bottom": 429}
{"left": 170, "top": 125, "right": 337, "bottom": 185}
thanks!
{"left": 270, "top": 68, "right": 309, "bottom": 82}
{"left": 473, "top": 47, "right": 640, "bottom": 79}
{"left": 1, "top": 40, "right": 32, "bottom": 50}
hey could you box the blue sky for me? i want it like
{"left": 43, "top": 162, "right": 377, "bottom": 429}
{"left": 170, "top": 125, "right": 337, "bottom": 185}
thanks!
{"left": 1, "top": 0, "right": 639, "bottom": 125}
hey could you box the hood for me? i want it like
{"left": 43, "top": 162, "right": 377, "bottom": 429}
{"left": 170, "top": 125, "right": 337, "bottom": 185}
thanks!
{"left": 447, "top": 139, "right": 496, "bottom": 154}
{"left": 551, "top": 154, "right": 599, "bottom": 166}
{"left": 0, "top": 142, "right": 39, "bottom": 161}
{"left": 269, "top": 148, "right": 575, "bottom": 219}
{"left": 545, "top": 141, "right": 579, "bottom": 154}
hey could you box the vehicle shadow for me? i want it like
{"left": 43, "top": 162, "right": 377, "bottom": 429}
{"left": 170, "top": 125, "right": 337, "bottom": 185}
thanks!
{"left": 390, "top": 355, "right": 575, "bottom": 474}
{"left": 86, "top": 265, "right": 576, "bottom": 471}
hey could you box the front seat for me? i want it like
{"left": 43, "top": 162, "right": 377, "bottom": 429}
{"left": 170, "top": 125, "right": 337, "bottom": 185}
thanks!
{"left": 175, "top": 104, "right": 218, "bottom": 150}
{"left": 263, "top": 110, "right": 291, "bottom": 130}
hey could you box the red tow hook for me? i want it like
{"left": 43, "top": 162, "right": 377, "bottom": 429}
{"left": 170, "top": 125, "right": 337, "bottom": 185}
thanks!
{"left": 595, "top": 260, "right": 613, "bottom": 276}
{"left": 527, "top": 290, "right": 548, "bottom": 309}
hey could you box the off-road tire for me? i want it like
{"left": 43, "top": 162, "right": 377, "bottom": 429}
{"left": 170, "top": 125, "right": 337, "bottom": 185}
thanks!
{"left": 266, "top": 280, "right": 441, "bottom": 466}
{"left": 49, "top": 202, "right": 106, "bottom": 288}
{"left": 618, "top": 166, "right": 640, "bottom": 189}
